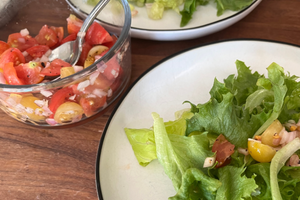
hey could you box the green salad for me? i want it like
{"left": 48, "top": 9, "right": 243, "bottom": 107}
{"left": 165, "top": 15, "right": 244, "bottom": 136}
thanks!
{"left": 85, "top": 0, "right": 254, "bottom": 27}
{"left": 125, "top": 60, "right": 300, "bottom": 200}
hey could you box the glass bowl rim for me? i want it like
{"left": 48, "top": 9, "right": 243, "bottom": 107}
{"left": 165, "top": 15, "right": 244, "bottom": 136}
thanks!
{"left": 0, "top": 0, "right": 132, "bottom": 93}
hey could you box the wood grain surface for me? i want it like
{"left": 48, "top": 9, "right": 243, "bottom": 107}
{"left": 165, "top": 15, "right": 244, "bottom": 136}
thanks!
{"left": 0, "top": 0, "right": 299, "bottom": 199}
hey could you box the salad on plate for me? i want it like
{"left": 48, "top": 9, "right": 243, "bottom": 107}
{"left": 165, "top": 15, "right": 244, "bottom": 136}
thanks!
{"left": 85, "top": 0, "right": 254, "bottom": 27}
{"left": 125, "top": 60, "right": 300, "bottom": 199}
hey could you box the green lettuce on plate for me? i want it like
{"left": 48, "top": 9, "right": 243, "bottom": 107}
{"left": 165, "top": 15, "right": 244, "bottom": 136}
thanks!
{"left": 125, "top": 60, "right": 300, "bottom": 199}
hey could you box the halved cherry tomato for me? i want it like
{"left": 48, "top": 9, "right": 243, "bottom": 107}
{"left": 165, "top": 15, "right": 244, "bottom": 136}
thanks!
{"left": 0, "top": 41, "right": 10, "bottom": 55}
{"left": 54, "top": 102, "right": 84, "bottom": 123}
{"left": 3, "top": 62, "right": 24, "bottom": 85}
{"left": 212, "top": 134, "right": 235, "bottom": 168}
{"left": 66, "top": 14, "right": 83, "bottom": 35}
{"left": 26, "top": 45, "right": 50, "bottom": 59}
{"left": 79, "top": 95, "right": 107, "bottom": 117}
{"left": 7, "top": 33, "right": 38, "bottom": 52}
{"left": 85, "top": 22, "right": 113, "bottom": 45}
{"left": 35, "top": 25, "right": 58, "bottom": 48}
{"left": 15, "top": 62, "right": 44, "bottom": 85}
{"left": 0, "top": 48, "right": 25, "bottom": 69}
{"left": 61, "top": 33, "right": 77, "bottom": 44}
{"left": 40, "top": 58, "right": 72, "bottom": 76}
{"left": 248, "top": 139, "right": 276, "bottom": 163}
{"left": 49, "top": 87, "right": 74, "bottom": 118}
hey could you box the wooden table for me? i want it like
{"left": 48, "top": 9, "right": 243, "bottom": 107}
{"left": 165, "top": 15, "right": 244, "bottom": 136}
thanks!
{"left": 0, "top": 0, "right": 299, "bottom": 199}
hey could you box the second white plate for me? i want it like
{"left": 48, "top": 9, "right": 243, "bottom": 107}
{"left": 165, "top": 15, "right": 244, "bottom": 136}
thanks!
{"left": 96, "top": 39, "right": 300, "bottom": 200}
{"left": 66, "top": 0, "right": 261, "bottom": 41}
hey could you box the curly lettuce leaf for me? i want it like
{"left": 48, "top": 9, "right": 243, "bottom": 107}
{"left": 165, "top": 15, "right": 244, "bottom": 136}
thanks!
{"left": 152, "top": 112, "right": 213, "bottom": 191}
{"left": 216, "top": 165, "right": 258, "bottom": 200}
{"left": 215, "top": 0, "right": 254, "bottom": 16}
{"left": 169, "top": 168, "right": 222, "bottom": 200}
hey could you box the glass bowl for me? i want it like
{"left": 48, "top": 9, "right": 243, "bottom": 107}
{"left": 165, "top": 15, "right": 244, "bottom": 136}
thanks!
{"left": 0, "top": 0, "right": 131, "bottom": 127}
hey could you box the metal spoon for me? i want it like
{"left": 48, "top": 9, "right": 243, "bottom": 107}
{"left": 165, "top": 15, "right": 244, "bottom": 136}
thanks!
{"left": 48, "top": 0, "right": 110, "bottom": 65}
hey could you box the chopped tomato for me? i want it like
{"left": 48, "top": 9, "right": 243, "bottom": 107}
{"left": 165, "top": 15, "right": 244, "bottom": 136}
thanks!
{"left": 212, "top": 134, "right": 235, "bottom": 168}
{"left": 79, "top": 95, "right": 107, "bottom": 117}
{"left": 26, "top": 45, "right": 50, "bottom": 59}
{"left": 15, "top": 62, "right": 44, "bottom": 85}
{"left": 61, "top": 33, "right": 77, "bottom": 44}
{"left": 35, "top": 25, "right": 58, "bottom": 48}
{"left": 0, "top": 48, "right": 25, "bottom": 69}
{"left": 49, "top": 87, "right": 74, "bottom": 118}
{"left": 3, "top": 62, "right": 24, "bottom": 85}
{"left": 102, "top": 52, "right": 121, "bottom": 81}
{"left": 103, "top": 35, "right": 118, "bottom": 49}
{"left": 67, "top": 14, "right": 83, "bottom": 35}
{"left": 40, "top": 58, "right": 72, "bottom": 76}
{"left": 7, "top": 33, "right": 38, "bottom": 52}
{"left": 0, "top": 41, "right": 10, "bottom": 55}
{"left": 50, "top": 26, "right": 64, "bottom": 43}
{"left": 85, "top": 22, "right": 113, "bottom": 45}
{"left": 77, "top": 42, "right": 93, "bottom": 66}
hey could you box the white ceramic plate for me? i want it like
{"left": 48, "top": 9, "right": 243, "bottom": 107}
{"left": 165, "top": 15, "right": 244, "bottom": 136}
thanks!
{"left": 95, "top": 40, "right": 300, "bottom": 200}
{"left": 66, "top": 0, "right": 261, "bottom": 41}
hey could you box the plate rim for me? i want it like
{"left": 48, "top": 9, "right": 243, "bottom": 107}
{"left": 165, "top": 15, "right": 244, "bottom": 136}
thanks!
{"left": 66, "top": 0, "right": 259, "bottom": 32}
{"left": 95, "top": 38, "right": 300, "bottom": 200}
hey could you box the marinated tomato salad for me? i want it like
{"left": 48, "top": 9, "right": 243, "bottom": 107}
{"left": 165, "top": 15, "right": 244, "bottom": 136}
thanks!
{"left": 0, "top": 14, "right": 123, "bottom": 125}
{"left": 125, "top": 61, "right": 300, "bottom": 200}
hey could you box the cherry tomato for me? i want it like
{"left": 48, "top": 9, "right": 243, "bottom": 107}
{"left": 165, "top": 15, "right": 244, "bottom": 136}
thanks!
{"left": 50, "top": 26, "right": 64, "bottom": 43}
{"left": 79, "top": 95, "right": 107, "bottom": 117}
{"left": 0, "top": 48, "right": 25, "bottom": 69}
{"left": 15, "top": 62, "right": 44, "bottom": 85}
{"left": 85, "top": 22, "right": 113, "bottom": 45}
{"left": 248, "top": 139, "right": 276, "bottom": 163}
{"left": 103, "top": 35, "right": 118, "bottom": 49}
{"left": 49, "top": 87, "right": 74, "bottom": 118}
{"left": 102, "top": 52, "right": 121, "bottom": 81}
{"left": 66, "top": 14, "right": 83, "bottom": 35}
{"left": 0, "top": 41, "right": 10, "bottom": 55}
{"left": 35, "top": 25, "right": 58, "bottom": 48}
{"left": 84, "top": 45, "right": 108, "bottom": 68}
{"left": 3, "top": 62, "right": 24, "bottom": 85}
{"left": 20, "top": 96, "right": 46, "bottom": 122}
{"left": 40, "top": 58, "right": 72, "bottom": 76}
{"left": 26, "top": 45, "right": 50, "bottom": 59}
{"left": 54, "top": 102, "right": 84, "bottom": 123}
{"left": 261, "top": 119, "right": 283, "bottom": 147}
{"left": 60, "top": 67, "right": 75, "bottom": 78}
{"left": 7, "top": 33, "right": 38, "bottom": 52}
{"left": 61, "top": 33, "right": 77, "bottom": 44}
{"left": 212, "top": 134, "right": 235, "bottom": 168}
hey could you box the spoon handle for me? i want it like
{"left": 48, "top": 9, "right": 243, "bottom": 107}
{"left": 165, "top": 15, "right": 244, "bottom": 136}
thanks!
{"left": 80, "top": 0, "right": 110, "bottom": 33}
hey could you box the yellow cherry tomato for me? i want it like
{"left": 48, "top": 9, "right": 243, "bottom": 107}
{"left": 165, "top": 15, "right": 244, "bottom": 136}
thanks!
{"left": 20, "top": 96, "right": 46, "bottom": 122}
{"left": 84, "top": 45, "right": 108, "bottom": 68}
{"left": 248, "top": 139, "right": 276, "bottom": 163}
{"left": 60, "top": 67, "right": 75, "bottom": 78}
{"left": 261, "top": 119, "right": 283, "bottom": 147}
{"left": 54, "top": 102, "right": 84, "bottom": 123}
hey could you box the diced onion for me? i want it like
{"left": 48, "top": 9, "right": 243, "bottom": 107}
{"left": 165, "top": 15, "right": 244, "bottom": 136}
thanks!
{"left": 107, "top": 88, "right": 113, "bottom": 97}
{"left": 18, "top": 37, "right": 26, "bottom": 43}
{"left": 46, "top": 118, "right": 57, "bottom": 126}
{"left": 22, "top": 51, "right": 29, "bottom": 57}
{"left": 96, "top": 61, "right": 108, "bottom": 72}
{"left": 20, "top": 28, "right": 29, "bottom": 36}
{"left": 77, "top": 80, "right": 90, "bottom": 91}
{"left": 238, "top": 147, "right": 249, "bottom": 156}
{"left": 203, "top": 156, "right": 216, "bottom": 168}
{"left": 40, "top": 90, "right": 53, "bottom": 97}
{"left": 93, "top": 89, "right": 107, "bottom": 98}
{"left": 89, "top": 71, "right": 100, "bottom": 85}
{"left": 73, "top": 65, "right": 83, "bottom": 73}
